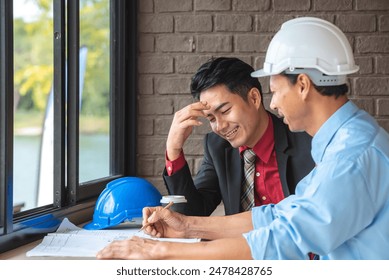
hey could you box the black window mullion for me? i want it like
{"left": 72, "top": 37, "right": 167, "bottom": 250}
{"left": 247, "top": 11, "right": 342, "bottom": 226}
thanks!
{"left": 110, "top": 0, "right": 137, "bottom": 177}
{"left": 110, "top": 0, "right": 125, "bottom": 175}
{"left": 67, "top": 0, "right": 80, "bottom": 205}
{"left": 123, "top": 0, "right": 138, "bottom": 176}
{"left": 53, "top": 0, "right": 66, "bottom": 208}
{"left": 0, "top": 0, "right": 14, "bottom": 235}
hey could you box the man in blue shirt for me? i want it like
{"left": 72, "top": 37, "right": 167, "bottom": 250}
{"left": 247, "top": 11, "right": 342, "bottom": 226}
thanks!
{"left": 97, "top": 17, "right": 389, "bottom": 260}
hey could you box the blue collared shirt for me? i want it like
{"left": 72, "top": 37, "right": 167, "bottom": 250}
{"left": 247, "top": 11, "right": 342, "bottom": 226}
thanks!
{"left": 243, "top": 101, "right": 389, "bottom": 259}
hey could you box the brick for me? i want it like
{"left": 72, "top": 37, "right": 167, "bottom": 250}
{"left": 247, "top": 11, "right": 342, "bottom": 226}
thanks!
{"left": 139, "top": 97, "right": 174, "bottom": 115}
{"left": 193, "top": 122, "right": 212, "bottom": 135}
{"left": 193, "top": 157, "right": 204, "bottom": 175}
{"left": 261, "top": 84, "right": 271, "bottom": 96}
{"left": 354, "top": 57, "right": 373, "bottom": 75}
{"left": 273, "top": 0, "right": 310, "bottom": 11}
{"left": 232, "top": 56, "right": 252, "bottom": 66}
{"left": 377, "top": 99, "right": 389, "bottom": 116}
{"left": 235, "top": 34, "right": 273, "bottom": 53}
{"left": 176, "top": 55, "right": 212, "bottom": 74}
{"left": 376, "top": 56, "right": 389, "bottom": 74}
{"left": 347, "top": 78, "right": 357, "bottom": 95}
{"left": 336, "top": 15, "right": 376, "bottom": 32}
{"left": 184, "top": 157, "right": 196, "bottom": 175}
{"left": 313, "top": 0, "right": 352, "bottom": 11}
{"left": 156, "top": 35, "right": 195, "bottom": 52}
{"left": 254, "top": 56, "right": 266, "bottom": 71}
{"left": 253, "top": 56, "right": 270, "bottom": 92}
{"left": 154, "top": 117, "right": 173, "bottom": 135}
{"left": 176, "top": 96, "right": 195, "bottom": 111}
{"left": 139, "top": 35, "right": 155, "bottom": 53}
{"left": 344, "top": 33, "right": 355, "bottom": 48}
{"left": 139, "top": 15, "right": 173, "bottom": 33}
{"left": 379, "top": 15, "right": 389, "bottom": 32}
{"left": 155, "top": 157, "right": 166, "bottom": 176}
{"left": 155, "top": 0, "right": 192, "bottom": 12}
{"left": 256, "top": 15, "right": 294, "bottom": 32}
{"left": 138, "top": 75, "right": 154, "bottom": 95}
{"left": 176, "top": 15, "right": 213, "bottom": 33}
{"left": 137, "top": 158, "right": 154, "bottom": 176}
{"left": 138, "top": 137, "right": 167, "bottom": 155}
{"left": 377, "top": 119, "right": 389, "bottom": 134}
{"left": 232, "top": 0, "right": 270, "bottom": 11}
{"left": 197, "top": 35, "right": 233, "bottom": 53}
{"left": 138, "top": 56, "right": 173, "bottom": 74}
{"left": 356, "top": 36, "right": 389, "bottom": 53}
{"left": 142, "top": 176, "right": 167, "bottom": 194}
{"left": 182, "top": 137, "right": 204, "bottom": 155}
{"left": 263, "top": 95, "right": 274, "bottom": 112}
{"left": 215, "top": 14, "right": 253, "bottom": 32}
{"left": 139, "top": 0, "right": 153, "bottom": 13}
{"left": 194, "top": 0, "right": 231, "bottom": 11}
{"left": 356, "top": 0, "right": 389, "bottom": 10}
{"left": 350, "top": 98, "right": 375, "bottom": 115}
{"left": 354, "top": 77, "right": 389, "bottom": 96}
{"left": 155, "top": 77, "right": 191, "bottom": 94}
{"left": 138, "top": 117, "right": 154, "bottom": 136}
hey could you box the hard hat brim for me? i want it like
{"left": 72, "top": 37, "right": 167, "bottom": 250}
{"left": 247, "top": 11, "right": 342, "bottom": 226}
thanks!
{"left": 251, "top": 69, "right": 272, "bottom": 78}
{"left": 83, "top": 221, "right": 105, "bottom": 230}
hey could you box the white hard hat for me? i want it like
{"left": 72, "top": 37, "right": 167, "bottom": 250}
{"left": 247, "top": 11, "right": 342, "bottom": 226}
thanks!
{"left": 251, "top": 17, "right": 359, "bottom": 86}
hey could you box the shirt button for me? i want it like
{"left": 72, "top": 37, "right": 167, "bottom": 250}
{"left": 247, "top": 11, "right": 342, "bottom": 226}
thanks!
{"left": 262, "top": 196, "right": 267, "bottom": 201}
{"left": 255, "top": 172, "right": 260, "bottom": 177}
{"left": 167, "top": 166, "right": 172, "bottom": 171}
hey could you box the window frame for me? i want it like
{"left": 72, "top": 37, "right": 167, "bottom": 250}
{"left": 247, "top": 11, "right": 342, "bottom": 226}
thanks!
{"left": 0, "top": 0, "right": 137, "bottom": 253}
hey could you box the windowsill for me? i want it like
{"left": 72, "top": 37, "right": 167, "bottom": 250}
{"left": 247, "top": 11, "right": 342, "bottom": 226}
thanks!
{"left": 0, "top": 239, "right": 95, "bottom": 260}
{"left": 0, "top": 239, "right": 42, "bottom": 260}
{"left": 0, "top": 239, "right": 96, "bottom": 259}
{"left": 0, "top": 222, "right": 96, "bottom": 260}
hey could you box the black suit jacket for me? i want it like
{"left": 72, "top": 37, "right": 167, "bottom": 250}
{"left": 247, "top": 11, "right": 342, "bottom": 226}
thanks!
{"left": 163, "top": 113, "right": 315, "bottom": 216}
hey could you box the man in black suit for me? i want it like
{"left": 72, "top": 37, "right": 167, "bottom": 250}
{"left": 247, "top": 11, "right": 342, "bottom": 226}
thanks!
{"left": 163, "top": 57, "right": 314, "bottom": 216}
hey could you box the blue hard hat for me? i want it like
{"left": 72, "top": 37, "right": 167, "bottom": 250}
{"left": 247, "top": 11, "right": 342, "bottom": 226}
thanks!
{"left": 84, "top": 177, "right": 162, "bottom": 230}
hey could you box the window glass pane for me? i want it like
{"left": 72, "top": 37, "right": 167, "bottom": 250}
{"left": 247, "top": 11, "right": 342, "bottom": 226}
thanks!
{"left": 13, "top": 0, "right": 54, "bottom": 212}
{"left": 79, "top": 0, "right": 110, "bottom": 182}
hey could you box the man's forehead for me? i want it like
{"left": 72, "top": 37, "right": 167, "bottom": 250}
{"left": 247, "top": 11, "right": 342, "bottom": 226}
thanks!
{"left": 269, "top": 75, "right": 284, "bottom": 89}
{"left": 202, "top": 101, "right": 230, "bottom": 116}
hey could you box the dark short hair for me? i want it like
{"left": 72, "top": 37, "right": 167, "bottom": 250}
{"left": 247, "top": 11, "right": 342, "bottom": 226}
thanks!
{"left": 190, "top": 57, "right": 263, "bottom": 102}
{"left": 281, "top": 72, "right": 349, "bottom": 99}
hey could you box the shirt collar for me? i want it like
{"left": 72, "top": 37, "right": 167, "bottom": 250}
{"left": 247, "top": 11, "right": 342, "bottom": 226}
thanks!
{"left": 311, "top": 101, "right": 359, "bottom": 164}
{"left": 240, "top": 113, "right": 274, "bottom": 163}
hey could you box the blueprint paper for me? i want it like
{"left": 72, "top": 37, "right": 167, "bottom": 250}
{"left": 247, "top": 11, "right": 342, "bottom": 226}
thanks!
{"left": 26, "top": 218, "right": 199, "bottom": 257}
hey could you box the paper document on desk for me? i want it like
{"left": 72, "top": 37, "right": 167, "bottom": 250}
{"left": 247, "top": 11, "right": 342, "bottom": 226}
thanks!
{"left": 26, "top": 218, "right": 200, "bottom": 257}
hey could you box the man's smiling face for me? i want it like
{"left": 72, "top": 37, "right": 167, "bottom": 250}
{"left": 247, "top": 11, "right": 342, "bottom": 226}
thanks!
{"left": 200, "top": 84, "right": 264, "bottom": 148}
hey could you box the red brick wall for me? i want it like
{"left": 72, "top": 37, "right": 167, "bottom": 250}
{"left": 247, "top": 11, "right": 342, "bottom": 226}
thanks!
{"left": 137, "top": 0, "right": 389, "bottom": 191}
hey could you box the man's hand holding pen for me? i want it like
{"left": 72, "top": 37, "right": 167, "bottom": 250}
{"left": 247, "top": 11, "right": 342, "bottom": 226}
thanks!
{"left": 141, "top": 202, "right": 188, "bottom": 239}
{"left": 138, "top": 201, "right": 174, "bottom": 232}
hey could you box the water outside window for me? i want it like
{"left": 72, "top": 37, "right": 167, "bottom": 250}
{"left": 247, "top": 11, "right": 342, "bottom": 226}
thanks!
{"left": 13, "top": 0, "right": 110, "bottom": 213}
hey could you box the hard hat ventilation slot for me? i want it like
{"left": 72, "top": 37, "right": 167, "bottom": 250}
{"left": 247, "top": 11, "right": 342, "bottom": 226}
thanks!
{"left": 284, "top": 68, "right": 346, "bottom": 86}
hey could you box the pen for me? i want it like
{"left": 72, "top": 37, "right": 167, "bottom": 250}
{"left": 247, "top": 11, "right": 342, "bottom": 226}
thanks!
{"left": 137, "top": 201, "right": 174, "bottom": 232}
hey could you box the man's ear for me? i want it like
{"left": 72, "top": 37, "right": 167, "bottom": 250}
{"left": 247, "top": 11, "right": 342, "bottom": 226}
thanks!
{"left": 297, "top": 74, "right": 312, "bottom": 101}
{"left": 248, "top": 87, "right": 262, "bottom": 108}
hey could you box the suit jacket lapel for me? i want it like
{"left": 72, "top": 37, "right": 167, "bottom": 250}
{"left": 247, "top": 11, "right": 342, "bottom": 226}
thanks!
{"left": 224, "top": 146, "right": 242, "bottom": 214}
{"left": 271, "top": 114, "right": 291, "bottom": 197}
